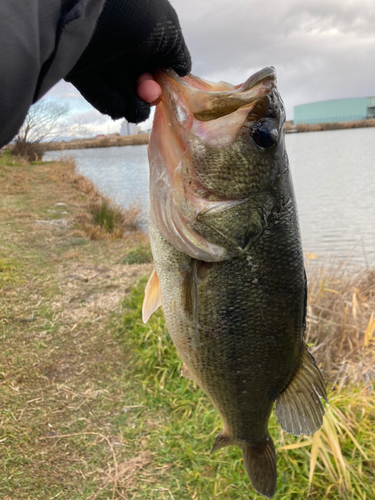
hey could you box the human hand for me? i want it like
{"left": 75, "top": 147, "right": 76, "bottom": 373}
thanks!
{"left": 65, "top": 0, "right": 191, "bottom": 123}
{"left": 136, "top": 73, "right": 161, "bottom": 105}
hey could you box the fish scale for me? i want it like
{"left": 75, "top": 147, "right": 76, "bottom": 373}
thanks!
{"left": 143, "top": 67, "right": 327, "bottom": 498}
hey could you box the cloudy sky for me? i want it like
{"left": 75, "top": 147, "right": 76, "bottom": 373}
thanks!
{"left": 45, "top": 0, "right": 375, "bottom": 134}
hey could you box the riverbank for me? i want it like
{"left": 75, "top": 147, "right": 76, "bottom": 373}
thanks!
{"left": 1, "top": 154, "right": 374, "bottom": 499}
{"left": 286, "top": 118, "right": 375, "bottom": 133}
{"left": 42, "top": 118, "right": 375, "bottom": 152}
{"left": 45, "top": 133, "right": 149, "bottom": 151}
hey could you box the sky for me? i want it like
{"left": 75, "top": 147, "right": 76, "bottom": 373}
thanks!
{"left": 44, "top": 0, "right": 375, "bottom": 135}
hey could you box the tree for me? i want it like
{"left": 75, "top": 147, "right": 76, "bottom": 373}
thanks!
{"left": 10, "top": 100, "right": 71, "bottom": 161}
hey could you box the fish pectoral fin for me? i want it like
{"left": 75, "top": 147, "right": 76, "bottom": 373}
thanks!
{"left": 180, "top": 363, "right": 192, "bottom": 380}
{"left": 275, "top": 343, "right": 328, "bottom": 436}
{"left": 142, "top": 269, "right": 162, "bottom": 323}
{"left": 210, "top": 431, "right": 234, "bottom": 453}
{"left": 241, "top": 436, "right": 277, "bottom": 498}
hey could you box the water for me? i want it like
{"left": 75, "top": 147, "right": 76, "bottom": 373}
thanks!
{"left": 45, "top": 127, "right": 375, "bottom": 266}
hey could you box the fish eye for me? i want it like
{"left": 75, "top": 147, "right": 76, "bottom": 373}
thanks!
{"left": 252, "top": 119, "right": 279, "bottom": 149}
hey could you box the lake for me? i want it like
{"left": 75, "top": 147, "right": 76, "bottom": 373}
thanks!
{"left": 45, "top": 127, "right": 375, "bottom": 266}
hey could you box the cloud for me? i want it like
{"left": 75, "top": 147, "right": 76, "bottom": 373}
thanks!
{"left": 43, "top": 0, "right": 375, "bottom": 128}
{"left": 170, "top": 0, "right": 375, "bottom": 118}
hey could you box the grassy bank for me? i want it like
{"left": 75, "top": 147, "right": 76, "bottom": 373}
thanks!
{"left": 286, "top": 118, "right": 375, "bottom": 133}
{"left": 1, "top": 153, "right": 374, "bottom": 499}
{"left": 37, "top": 117, "right": 375, "bottom": 154}
{"left": 45, "top": 134, "right": 149, "bottom": 152}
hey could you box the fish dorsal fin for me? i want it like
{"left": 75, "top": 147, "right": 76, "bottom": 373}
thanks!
{"left": 275, "top": 343, "right": 327, "bottom": 436}
{"left": 142, "top": 269, "right": 162, "bottom": 323}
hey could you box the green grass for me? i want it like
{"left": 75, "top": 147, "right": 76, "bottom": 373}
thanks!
{"left": 90, "top": 198, "right": 124, "bottom": 233}
{"left": 122, "top": 244, "right": 153, "bottom": 265}
{"left": 117, "top": 279, "right": 375, "bottom": 499}
{"left": 0, "top": 149, "right": 25, "bottom": 166}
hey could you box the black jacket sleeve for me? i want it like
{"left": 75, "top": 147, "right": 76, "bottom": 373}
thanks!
{"left": 0, "top": 0, "right": 106, "bottom": 148}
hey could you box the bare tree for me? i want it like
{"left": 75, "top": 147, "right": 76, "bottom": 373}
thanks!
{"left": 10, "top": 100, "right": 74, "bottom": 161}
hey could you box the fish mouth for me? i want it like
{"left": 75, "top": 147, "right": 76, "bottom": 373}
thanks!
{"left": 155, "top": 66, "right": 276, "bottom": 122}
{"left": 148, "top": 67, "right": 278, "bottom": 262}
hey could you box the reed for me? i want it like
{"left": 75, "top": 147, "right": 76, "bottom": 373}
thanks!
{"left": 305, "top": 256, "right": 375, "bottom": 388}
{"left": 54, "top": 155, "right": 142, "bottom": 239}
{"left": 286, "top": 119, "right": 375, "bottom": 133}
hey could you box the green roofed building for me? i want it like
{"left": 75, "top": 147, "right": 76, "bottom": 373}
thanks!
{"left": 294, "top": 97, "right": 375, "bottom": 125}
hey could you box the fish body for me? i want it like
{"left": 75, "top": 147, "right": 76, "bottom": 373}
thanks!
{"left": 143, "top": 67, "right": 327, "bottom": 497}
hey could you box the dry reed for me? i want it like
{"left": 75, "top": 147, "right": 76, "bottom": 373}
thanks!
{"left": 56, "top": 156, "right": 141, "bottom": 239}
{"left": 45, "top": 133, "right": 150, "bottom": 151}
{"left": 286, "top": 119, "right": 375, "bottom": 133}
{"left": 305, "top": 256, "right": 375, "bottom": 388}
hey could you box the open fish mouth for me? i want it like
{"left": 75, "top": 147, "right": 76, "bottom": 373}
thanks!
{"left": 159, "top": 66, "right": 276, "bottom": 121}
{"left": 148, "top": 67, "right": 283, "bottom": 262}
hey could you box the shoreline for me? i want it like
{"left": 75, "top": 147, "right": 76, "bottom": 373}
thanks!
{"left": 43, "top": 118, "right": 375, "bottom": 151}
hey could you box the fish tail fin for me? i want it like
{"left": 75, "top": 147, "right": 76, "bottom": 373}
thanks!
{"left": 276, "top": 343, "right": 327, "bottom": 436}
{"left": 241, "top": 436, "right": 277, "bottom": 498}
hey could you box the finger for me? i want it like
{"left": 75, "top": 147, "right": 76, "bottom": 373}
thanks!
{"left": 136, "top": 76, "right": 161, "bottom": 104}
{"left": 136, "top": 73, "right": 155, "bottom": 85}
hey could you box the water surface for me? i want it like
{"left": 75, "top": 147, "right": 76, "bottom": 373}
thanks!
{"left": 45, "top": 127, "right": 375, "bottom": 266}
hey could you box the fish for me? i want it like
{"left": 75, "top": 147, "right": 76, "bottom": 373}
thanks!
{"left": 142, "top": 66, "right": 327, "bottom": 498}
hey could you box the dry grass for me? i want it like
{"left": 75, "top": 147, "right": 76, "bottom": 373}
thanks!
{"left": 44, "top": 133, "right": 150, "bottom": 151}
{"left": 279, "top": 386, "right": 375, "bottom": 498}
{"left": 0, "top": 153, "right": 153, "bottom": 499}
{"left": 47, "top": 155, "right": 141, "bottom": 239}
{"left": 305, "top": 256, "right": 375, "bottom": 388}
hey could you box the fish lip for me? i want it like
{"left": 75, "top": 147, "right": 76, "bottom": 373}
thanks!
{"left": 156, "top": 67, "right": 276, "bottom": 122}
{"left": 160, "top": 66, "right": 276, "bottom": 91}
{"left": 239, "top": 66, "right": 276, "bottom": 91}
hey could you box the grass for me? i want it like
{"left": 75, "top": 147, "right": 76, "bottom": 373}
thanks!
{"left": 286, "top": 119, "right": 375, "bottom": 133}
{"left": 43, "top": 133, "right": 149, "bottom": 151}
{"left": 0, "top": 153, "right": 152, "bottom": 499}
{"left": 52, "top": 155, "right": 141, "bottom": 239}
{"left": 122, "top": 244, "right": 153, "bottom": 265}
{"left": 305, "top": 255, "right": 375, "bottom": 388}
{"left": 1, "top": 152, "right": 374, "bottom": 498}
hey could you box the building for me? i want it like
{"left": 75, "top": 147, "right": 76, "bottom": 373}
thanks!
{"left": 294, "top": 97, "right": 375, "bottom": 125}
{"left": 120, "top": 119, "right": 138, "bottom": 136}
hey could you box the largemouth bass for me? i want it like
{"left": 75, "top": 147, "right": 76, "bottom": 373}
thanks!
{"left": 143, "top": 67, "right": 327, "bottom": 498}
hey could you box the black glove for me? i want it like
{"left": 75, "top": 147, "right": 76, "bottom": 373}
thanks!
{"left": 65, "top": 0, "right": 191, "bottom": 123}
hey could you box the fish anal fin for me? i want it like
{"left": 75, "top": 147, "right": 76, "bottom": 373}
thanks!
{"left": 241, "top": 436, "right": 277, "bottom": 498}
{"left": 142, "top": 269, "right": 162, "bottom": 323}
{"left": 211, "top": 430, "right": 234, "bottom": 454}
{"left": 276, "top": 343, "right": 327, "bottom": 436}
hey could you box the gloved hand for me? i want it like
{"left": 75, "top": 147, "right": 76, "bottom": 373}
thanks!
{"left": 65, "top": 0, "right": 191, "bottom": 123}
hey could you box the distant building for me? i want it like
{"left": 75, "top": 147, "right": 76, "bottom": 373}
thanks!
{"left": 294, "top": 97, "right": 375, "bottom": 125}
{"left": 120, "top": 119, "right": 138, "bottom": 136}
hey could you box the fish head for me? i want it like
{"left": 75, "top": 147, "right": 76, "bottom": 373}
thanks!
{"left": 148, "top": 67, "right": 288, "bottom": 261}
